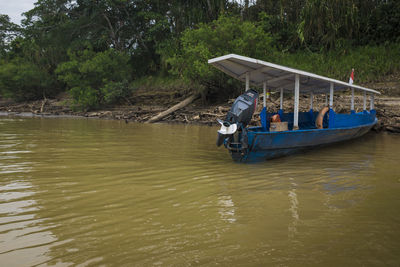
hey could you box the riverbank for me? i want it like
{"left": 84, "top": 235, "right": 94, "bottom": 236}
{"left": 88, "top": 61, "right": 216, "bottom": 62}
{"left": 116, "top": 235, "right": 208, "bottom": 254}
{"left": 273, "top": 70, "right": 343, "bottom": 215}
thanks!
{"left": 1, "top": 81, "right": 400, "bottom": 133}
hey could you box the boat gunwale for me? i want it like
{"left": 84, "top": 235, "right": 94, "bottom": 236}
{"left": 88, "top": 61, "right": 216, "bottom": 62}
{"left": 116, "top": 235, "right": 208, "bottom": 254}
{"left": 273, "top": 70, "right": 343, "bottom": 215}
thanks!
{"left": 240, "top": 121, "right": 376, "bottom": 161}
{"left": 247, "top": 118, "right": 377, "bottom": 135}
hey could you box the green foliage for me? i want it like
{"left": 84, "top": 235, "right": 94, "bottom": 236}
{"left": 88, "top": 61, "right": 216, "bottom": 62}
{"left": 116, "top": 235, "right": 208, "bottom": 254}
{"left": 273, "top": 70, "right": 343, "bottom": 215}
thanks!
{"left": 297, "top": 0, "right": 359, "bottom": 50}
{"left": 166, "top": 15, "right": 275, "bottom": 97}
{"left": 101, "top": 80, "right": 131, "bottom": 104}
{"left": 56, "top": 47, "right": 132, "bottom": 110}
{"left": 256, "top": 12, "right": 299, "bottom": 51}
{"left": 1, "top": 0, "right": 400, "bottom": 105}
{"left": 363, "top": 0, "right": 400, "bottom": 44}
{"left": 0, "top": 14, "right": 20, "bottom": 58}
{"left": 0, "top": 58, "right": 58, "bottom": 101}
{"left": 250, "top": 0, "right": 400, "bottom": 50}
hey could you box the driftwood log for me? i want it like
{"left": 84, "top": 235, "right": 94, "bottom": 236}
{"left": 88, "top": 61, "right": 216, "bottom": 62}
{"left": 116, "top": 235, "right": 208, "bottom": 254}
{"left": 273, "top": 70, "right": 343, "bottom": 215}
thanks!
{"left": 146, "top": 94, "right": 199, "bottom": 123}
{"left": 40, "top": 98, "right": 47, "bottom": 113}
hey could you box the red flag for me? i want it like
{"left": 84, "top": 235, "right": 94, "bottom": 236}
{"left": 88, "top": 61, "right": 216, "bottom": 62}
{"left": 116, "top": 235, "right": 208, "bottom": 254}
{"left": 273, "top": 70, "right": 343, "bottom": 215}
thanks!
{"left": 349, "top": 68, "right": 354, "bottom": 84}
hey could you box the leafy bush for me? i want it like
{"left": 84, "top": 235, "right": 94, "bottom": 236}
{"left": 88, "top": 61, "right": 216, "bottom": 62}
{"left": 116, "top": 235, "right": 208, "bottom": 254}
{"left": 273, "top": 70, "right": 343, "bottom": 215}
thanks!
{"left": 0, "top": 58, "right": 58, "bottom": 101}
{"left": 165, "top": 15, "right": 276, "bottom": 99}
{"left": 100, "top": 80, "right": 131, "bottom": 104}
{"left": 56, "top": 47, "right": 132, "bottom": 110}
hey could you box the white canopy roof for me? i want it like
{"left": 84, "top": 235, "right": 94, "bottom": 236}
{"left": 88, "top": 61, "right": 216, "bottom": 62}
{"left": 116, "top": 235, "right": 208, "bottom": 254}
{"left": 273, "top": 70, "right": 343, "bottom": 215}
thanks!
{"left": 208, "top": 54, "right": 380, "bottom": 95}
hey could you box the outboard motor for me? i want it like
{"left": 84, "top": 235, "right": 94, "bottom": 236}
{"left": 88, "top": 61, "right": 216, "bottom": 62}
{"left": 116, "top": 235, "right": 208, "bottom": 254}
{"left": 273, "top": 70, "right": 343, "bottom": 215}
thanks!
{"left": 217, "top": 89, "right": 259, "bottom": 147}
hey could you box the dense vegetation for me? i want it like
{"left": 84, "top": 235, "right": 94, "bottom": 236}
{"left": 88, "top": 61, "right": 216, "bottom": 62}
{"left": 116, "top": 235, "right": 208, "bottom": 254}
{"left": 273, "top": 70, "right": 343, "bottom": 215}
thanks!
{"left": 1, "top": 0, "right": 399, "bottom": 109}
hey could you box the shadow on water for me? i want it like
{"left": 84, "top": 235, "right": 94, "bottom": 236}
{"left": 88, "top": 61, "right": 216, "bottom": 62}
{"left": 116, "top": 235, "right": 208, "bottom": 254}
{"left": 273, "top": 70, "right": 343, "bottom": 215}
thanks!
{"left": 0, "top": 117, "right": 399, "bottom": 266}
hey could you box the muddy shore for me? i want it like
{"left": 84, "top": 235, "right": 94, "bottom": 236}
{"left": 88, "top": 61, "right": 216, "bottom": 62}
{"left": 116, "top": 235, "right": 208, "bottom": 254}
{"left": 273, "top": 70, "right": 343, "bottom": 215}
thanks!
{"left": 1, "top": 90, "right": 400, "bottom": 133}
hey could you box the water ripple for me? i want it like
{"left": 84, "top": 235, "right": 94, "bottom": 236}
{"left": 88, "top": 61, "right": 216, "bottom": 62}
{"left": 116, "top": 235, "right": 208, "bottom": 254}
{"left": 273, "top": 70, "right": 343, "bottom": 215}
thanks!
{"left": 0, "top": 118, "right": 399, "bottom": 265}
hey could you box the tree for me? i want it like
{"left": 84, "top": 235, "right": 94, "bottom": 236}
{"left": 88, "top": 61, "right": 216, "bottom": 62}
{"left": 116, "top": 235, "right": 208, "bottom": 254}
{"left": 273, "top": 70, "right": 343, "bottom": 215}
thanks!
{"left": 297, "top": 0, "right": 359, "bottom": 50}
{"left": 56, "top": 46, "right": 132, "bottom": 110}
{"left": 0, "top": 57, "right": 57, "bottom": 100}
{"left": 166, "top": 15, "right": 275, "bottom": 98}
{"left": 0, "top": 14, "right": 19, "bottom": 58}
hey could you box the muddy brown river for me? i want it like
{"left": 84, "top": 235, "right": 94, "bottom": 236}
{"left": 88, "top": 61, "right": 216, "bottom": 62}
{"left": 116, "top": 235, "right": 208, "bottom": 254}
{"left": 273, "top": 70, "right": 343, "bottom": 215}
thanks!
{"left": 0, "top": 117, "right": 399, "bottom": 266}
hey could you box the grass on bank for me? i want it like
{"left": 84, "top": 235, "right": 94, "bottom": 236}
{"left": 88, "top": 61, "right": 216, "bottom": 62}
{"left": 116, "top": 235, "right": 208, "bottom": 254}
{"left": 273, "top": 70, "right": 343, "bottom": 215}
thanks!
{"left": 276, "top": 43, "right": 400, "bottom": 83}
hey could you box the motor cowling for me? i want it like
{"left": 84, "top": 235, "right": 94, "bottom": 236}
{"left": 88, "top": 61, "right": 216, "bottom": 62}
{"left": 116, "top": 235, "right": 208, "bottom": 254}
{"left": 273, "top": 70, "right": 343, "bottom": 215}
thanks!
{"left": 216, "top": 89, "right": 259, "bottom": 147}
{"left": 226, "top": 89, "right": 259, "bottom": 127}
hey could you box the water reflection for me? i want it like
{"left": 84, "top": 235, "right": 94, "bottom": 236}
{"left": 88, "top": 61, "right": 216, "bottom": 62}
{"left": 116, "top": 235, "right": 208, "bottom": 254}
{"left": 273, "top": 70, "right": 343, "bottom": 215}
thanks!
{"left": 218, "top": 195, "right": 236, "bottom": 223}
{"left": 288, "top": 178, "right": 299, "bottom": 238}
{"left": 0, "top": 133, "right": 57, "bottom": 266}
{"left": 0, "top": 117, "right": 399, "bottom": 265}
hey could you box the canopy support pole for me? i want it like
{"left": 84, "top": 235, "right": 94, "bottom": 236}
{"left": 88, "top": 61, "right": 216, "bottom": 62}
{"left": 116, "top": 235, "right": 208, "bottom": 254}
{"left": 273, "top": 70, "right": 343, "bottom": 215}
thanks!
{"left": 279, "top": 88, "right": 283, "bottom": 117}
{"left": 263, "top": 81, "right": 267, "bottom": 108}
{"left": 325, "top": 94, "right": 328, "bottom": 106}
{"left": 245, "top": 72, "right": 250, "bottom": 91}
{"left": 309, "top": 92, "right": 314, "bottom": 118}
{"left": 329, "top": 82, "right": 335, "bottom": 128}
{"left": 260, "top": 81, "right": 268, "bottom": 130}
{"left": 293, "top": 74, "right": 299, "bottom": 130}
{"left": 351, "top": 88, "right": 355, "bottom": 114}
{"left": 370, "top": 94, "right": 375, "bottom": 110}
{"left": 310, "top": 92, "right": 314, "bottom": 111}
{"left": 329, "top": 83, "right": 334, "bottom": 108}
{"left": 363, "top": 91, "right": 367, "bottom": 112}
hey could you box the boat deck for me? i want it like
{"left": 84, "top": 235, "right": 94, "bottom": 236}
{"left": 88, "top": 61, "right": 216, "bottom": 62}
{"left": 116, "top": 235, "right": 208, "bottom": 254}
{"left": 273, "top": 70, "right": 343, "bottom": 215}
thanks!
{"left": 256, "top": 109, "right": 376, "bottom": 132}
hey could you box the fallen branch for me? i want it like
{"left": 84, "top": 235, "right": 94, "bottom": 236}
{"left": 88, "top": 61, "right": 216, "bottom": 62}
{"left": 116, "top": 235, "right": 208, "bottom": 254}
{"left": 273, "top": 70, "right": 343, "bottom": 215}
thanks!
{"left": 202, "top": 112, "right": 222, "bottom": 117}
{"left": 146, "top": 94, "right": 199, "bottom": 123}
{"left": 40, "top": 98, "right": 47, "bottom": 113}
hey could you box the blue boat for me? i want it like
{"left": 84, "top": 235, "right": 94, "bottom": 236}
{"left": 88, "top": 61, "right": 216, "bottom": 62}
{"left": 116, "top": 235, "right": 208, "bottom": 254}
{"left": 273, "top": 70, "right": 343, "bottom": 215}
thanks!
{"left": 208, "top": 54, "right": 380, "bottom": 162}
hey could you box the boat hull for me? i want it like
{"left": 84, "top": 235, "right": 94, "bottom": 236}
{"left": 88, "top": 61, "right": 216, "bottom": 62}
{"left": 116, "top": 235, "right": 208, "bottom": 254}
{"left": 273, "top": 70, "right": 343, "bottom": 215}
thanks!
{"left": 230, "top": 120, "right": 377, "bottom": 162}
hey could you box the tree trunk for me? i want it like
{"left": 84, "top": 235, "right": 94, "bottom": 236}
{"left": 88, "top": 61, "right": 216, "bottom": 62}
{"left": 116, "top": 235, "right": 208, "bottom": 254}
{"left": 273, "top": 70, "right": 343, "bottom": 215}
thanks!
{"left": 146, "top": 94, "right": 199, "bottom": 123}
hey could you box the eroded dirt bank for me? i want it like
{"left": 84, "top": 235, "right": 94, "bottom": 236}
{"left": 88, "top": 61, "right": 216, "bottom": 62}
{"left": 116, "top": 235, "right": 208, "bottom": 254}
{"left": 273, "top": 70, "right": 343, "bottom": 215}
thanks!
{"left": 1, "top": 79, "right": 400, "bottom": 133}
